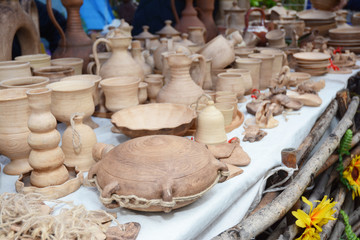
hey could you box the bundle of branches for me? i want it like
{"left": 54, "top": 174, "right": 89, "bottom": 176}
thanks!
{"left": 214, "top": 92, "right": 360, "bottom": 240}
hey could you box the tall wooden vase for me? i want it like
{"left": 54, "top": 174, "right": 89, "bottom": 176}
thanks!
{"left": 26, "top": 88, "right": 69, "bottom": 188}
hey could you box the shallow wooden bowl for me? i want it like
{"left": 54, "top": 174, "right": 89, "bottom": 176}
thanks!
{"left": 111, "top": 103, "right": 197, "bottom": 138}
{"left": 293, "top": 52, "right": 330, "bottom": 61}
{"left": 329, "top": 27, "right": 360, "bottom": 40}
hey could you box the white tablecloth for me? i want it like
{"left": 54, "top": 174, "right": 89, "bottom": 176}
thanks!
{"left": 0, "top": 68, "right": 356, "bottom": 240}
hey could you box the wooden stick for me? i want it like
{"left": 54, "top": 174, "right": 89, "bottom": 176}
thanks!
{"left": 214, "top": 97, "right": 359, "bottom": 240}
{"left": 336, "top": 89, "right": 350, "bottom": 119}
{"left": 265, "top": 218, "right": 287, "bottom": 240}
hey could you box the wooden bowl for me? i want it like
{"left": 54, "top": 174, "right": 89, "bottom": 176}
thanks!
{"left": 310, "top": 0, "right": 339, "bottom": 11}
{"left": 297, "top": 9, "right": 336, "bottom": 21}
{"left": 329, "top": 27, "right": 360, "bottom": 40}
{"left": 293, "top": 52, "right": 330, "bottom": 61}
{"left": 111, "top": 103, "right": 197, "bottom": 138}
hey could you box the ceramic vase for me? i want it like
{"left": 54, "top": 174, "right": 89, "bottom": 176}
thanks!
{"left": 0, "top": 76, "right": 49, "bottom": 89}
{"left": 0, "top": 61, "right": 32, "bottom": 81}
{"left": 0, "top": 88, "right": 32, "bottom": 175}
{"left": 196, "top": 0, "right": 218, "bottom": 41}
{"left": 51, "top": 57, "right": 84, "bottom": 75}
{"left": 216, "top": 72, "right": 245, "bottom": 100}
{"left": 235, "top": 58, "right": 261, "bottom": 90}
{"left": 260, "top": 49, "right": 286, "bottom": 78}
{"left": 226, "top": 68, "right": 253, "bottom": 94}
{"left": 145, "top": 74, "right": 164, "bottom": 103}
{"left": 248, "top": 53, "right": 275, "bottom": 90}
{"left": 62, "top": 113, "right": 97, "bottom": 172}
{"left": 100, "top": 77, "right": 140, "bottom": 112}
{"left": 26, "top": 87, "right": 69, "bottom": 187}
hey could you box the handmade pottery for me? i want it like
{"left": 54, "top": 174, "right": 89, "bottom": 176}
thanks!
{"left": 131, "top": 40, "right": 152, "bottom": 76}
{"left": 197, "top": 31, "right": 243, "bottom": 69}
{"left": 187, "top": 26, "right": 206, "bottom": 45}
{"left": 156, "top": 52, "right": 205, "bottom": 106}
{"left": 195, "top": 100, "right": 227, "bottom": 145}
{"left": 226, "top": 68, "right": 253, "bottom": 94}
{"left": 265, "top": 29, "right": 286, "bottom": 48}
{"left": 177, "top": 33, "right": 196, "bottom": 47}
{"left": 215, "top": 91, "right": 237, "bottom": 100}
{"left": 0, "top": 76, "right": 49, "bottom": 89}
{"left": 287, "top": 90, "right": 322, "bottom": 107}
{"left": 118, "top": 19, "right": 133, "bottom": 37}
{"left": 26, "top": 87, "right": 69, "bottom": 187}
{"left": 260, "top": 49, "right": 286, "bottom": 78}
{"left": 93, "top": 35, "right": 144, "bottom": 81}
{"left": 15, "top": 54, "right": 51, "bottom": 70}
{"left": 111, "top": 103, "right": 197, "bottom": 138}
{"left": 215, "top": 95, "right": 238, "bottom": 119}
{"left": 156, "top": 20, "right": 181, "bottom": 40}
{"left": 273, "top": 20, "right": 305, "bottom": 39}
{"left": 255, "top": 101, "right": 279, "bottom": 128}
{"left": 100, "top": 77, "right": 140, "bottom": 112}
{"left": 289, "top": 72, "right": 311, "bottom": 86}
{"left": 216, "top": 0, "right": 234, "bottom": 25}
{"left": 234, "top": 47, "right": 254, "bottom": 58}
{"left": 310, "top": 0, "right": 339, "bottom": 11}
{"left": 87, "top": 52, "right": 112, "bottom": 74}
{"left": 204, "top": 90, "right": 216, "bottom": 101}
{"left": 47, "top": 0, "right": 92, "bottom": 73}
{"left": 190, "top": 57, "right": 212, "bottom": 90}
{"left": 224, "top": 1, "right": 246, "bottom": 33}
{"left": 88, "top": 135, "right": 228, "bottom": 212}
{"left": 0, "top": 61, "right": 32, "bottom": 81}
{"left": 215, "top": 102, "right": 234, "bottom": 126}
{"left": 244, "top": 8, "right": 269, "bottom": 46}
{"left": 145, "top": 74, "right": 164, "bottom": 103}
{"left": 196, "top": 0, "right": 218, "bottom": 41}
{"left": 211, "top": 68, "right": 227, "bottom": 89}
{"left": 216, "top": 72, "right": 245, "bottom": 100}
{"left": 33, "top": 66, "right": 75, "bottom": 83}
{"left": 0, "top": 88, "right": 32, "bottom": 175}
{"left": 62, "top": 113, "right": 97, "bottom": 172}
{"left": 171, "top": 0, "right": 206, "bottom": 35}
{"left": 248, "top": 53, "right": 275, "bottom": 90}
{"left": 0, "top": 0, "right": 40, "bottom": 61}
{"left": 134, "top": 25, "right": 160, "bottom": 50}
{"left": 235, "top": 58, "right": 261, "bottom": 90}
{"left": 242, "top": 125, "right": 267, "bottom": 142}
{"left": 154, "top": 38, "right": 172, "bottom": 72}
{"left": 138, "top": 82, "right": 148, "bottom": 104}
{"left": 47, "top": 80, "right": 95, "bottom": 127}
{"left": 51, "top": 57, "right": 84, "bottom": 75}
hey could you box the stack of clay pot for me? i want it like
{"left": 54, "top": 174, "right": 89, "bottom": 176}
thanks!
{"left": 297, "top": 9, "right": 336, "bottom": 36}
{"left": 293, "top": 52, "right": 331, "bottom": 76}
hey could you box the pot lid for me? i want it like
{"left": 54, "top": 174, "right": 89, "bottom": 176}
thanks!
{"left": 156, "top": 20, "right": 180, "bottom": 36}
{"left": 134, "top": 25, "right": 159, "bottom": 40}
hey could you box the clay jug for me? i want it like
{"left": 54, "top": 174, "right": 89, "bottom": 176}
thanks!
{"left": 224, "top": 2, "right": 246, "bottom": 33}
{"left": 196, "top": 0, "right": 218, "bottom": 42}
{"left": 244, "top": 8, "right": 268, "bottom": 46}
{"left": 131, "top": 40, "right": 152, "bottom": 76}
{"left": 47, "top": 0, "right": 92, "bottom": 73}
{"left": 93, "top": 35, "right": 144, "bottom": 81}
{"left": 26, "top": 87, "right": 69, "bottom": 187}
{"left": 62, "top": 113, "right": 97, "bottom": 172}
{"left": 0, "top": 88, "right": 32, "bottom": 175}
{"left": 171, "top": 0, "right": 206, "bottom": 36}
{"left": 156, "top": 52, "right": 205, "bottom": 105}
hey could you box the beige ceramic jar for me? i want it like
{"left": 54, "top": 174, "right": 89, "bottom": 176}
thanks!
{"left": 0, "top": 61, "right": 32, "bottom": 81}
{"left": 216, "top": 72, "right": 245, "bottom": 100}
{"left": 235, "top": 58, "right": 261, "bottom": 90}
{"left": 87, "top": 52, "right": 112, "bottom": 74}
{"left": 33, "top": 66, "right": 75, "bottom": 83}
{"left": 15, "top": 54, "right": 51, "bottom": 70}
{"left": 260, "top": 49, "right": 286, "bottom": 78}
{"left": 0, "top": 88, "right": 32, "bottom": 175}
{"left": 51, "top": 57, "right": 84, "bottom": 75}
{"left": 0, "top": 76, "right": 49, "bottom": 89}
{"left": 226, "top": 68, "right": 253, "bottom": 94}
{"left": 145, "top": 74, "right": 164, "bottom": 103}
{"left": 248, "top": 53, "right": 275, "bottom": 90}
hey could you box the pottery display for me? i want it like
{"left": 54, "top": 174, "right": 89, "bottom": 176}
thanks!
{"left": 329, "top": 27, "right": 360, "bottom": 40}
{"left": 14, "top": 54, "right": 51, "bottom": 70}
{"left": 0, "top": 88, "right": 32, "bottom": 175}
{"left": 87, "top": 52, "right": 112, "bottom": 74}
{"left": 196, "top": 0, "right": 218, "bottom": 41}
{"left": 111, "top": 103, "right": 197, "bottom": 138}
{"left": 93, "top": 35, "right": 144, "bottom": 81}
{"left": 0, "top": 76, "right": 49, "bottom": 89}
{"left": 131, "top": 40, "right": 152, "bottom": 76}
{"left": 100, "top": 77, "right": 140, "bottom": 112}
{"left": 187, "top": 26, "right": 206, "bottom": 45}
{"left": 62, "top": 113, "right": 97, "bottom": 172}
{"left": 88, "top": 135, "right": 228, "bottom": 212}
{"left": 47, "top": 0, "right": 92, "bottom": 73}
{"left": 226, "top": 68, "right": 253, "bottom": 95}
{"left": 0, "top": 0, "right": 40, "bottom": 61}
{"left": 177, "top": 33, "right": 196, "bottom": 47}
{"left": 134, "top": 25, "right": 160, "bottom": 50}
{"left": 156, "top": 20, "right": 181, "bottom": 40}
{"left": 234, "top": 47, "right": 254, "bottom": 58}
{"left": 33, "top": 66, "right": 75, "bottom": 83}
{"left": 211, "top": 68, "right": 227, "bottom": 89}
{"left": 190, "top": 57, "right": 212, "bottom": 90}
{"left": 171, "top": 0, "right": 206, "bottom": 35}
{"left": 265, "top": 29, "right": 287, "bottom": 48}
{"left": 138, "top": 82, "right": 148, "bottom": 104}
{"left": 216, "top": 0, "right": 234, "bottom": 25}
{"left": 215, "top": 95, "right": 238, "bottom": 119}
{"left": 51, "top": 57, "right": 84, "bottom": 75}
{"left": 216, "top": 72, "right": 245, "bottom": 100}
{"left": 195, "top": 99, "right": 227, "bottom": 145}
{"left": 260, "top": 49, "right": 286, "bottom": 78}
{"left": 47, "top": 80, "right": 95, "bottom": 127}
{"left": 0, "top": 61, "right": 32, "bottom": 81}
{"left": 215, "top": 102, "right": 234, "bottom": 126}
{"left": 154, "top": 38, "right": 172, "bottom": 71}
{"left": 156, "top": 52, "right": 205, "bottom": 105}
{"left": 235, "top": 58, "right": 261, "bottom": 90}
{"left": 224, "top": 1, "right": 246, "bottom": 33}
{"left": 26, "top": 87, "right": 69, "bottom": 187}
{"left": 197, "top": 31, "right": 243, "bottom": 69}
{"left": 244, "top": 8, "right": 269, "bottom": 46}
{"left": 297, "top": 9, "right": 336, "bottom": 36}
{"left": 293, "top": 52, "right": 330, "bottom": 76}
{"left": 248, "top": 53, "right": 275, "bottom": 90}
{"left": 145, "top": 74, "right": 164, "bottom": 103}
{"left": 273, "top": 20, "right": 305, "bottom": 39}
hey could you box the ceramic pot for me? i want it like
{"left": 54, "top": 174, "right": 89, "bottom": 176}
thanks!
{"left": 196, "top": 0, "right": 218, "bottom": 41}
{"left": 134, "top": 25, "right": 161, "bottom": 50}
{"left": 87, "top": 52, "right": 112, "bottom": 74}
{"left": 26, "top": 87, "right": 69, "bottom": 187}
{"left": 0, "top": 61, "right": 32, "bottom": 81}
{"left": 62, "top": 113, "right": 97, "bottom": 172}
{"left": 145, "top": 74, "right": 164, "bottom": 103}
{"left": 260, "top": 49, "right": 286, "bottom": 78}
{"left": 265, "top": 29, "right": 286, "bottom": 48}
{"left": 156, "top": 20, "right": 181, "bottom": 40}
{"left": 216, "top": 72, "right": 245, "bottom": 100}
{"left": 215, "top": 102, "right": 234, "bottom": 126}
{"left": 15, "top": 54, "right": 51, "bottom": 70}
{"left": 204, "top": 90, "right": 216, "bottom": 101}
{"left": 248, "top": 53, "right": 275, "bottom": 90}
{"left": 215, "top": 95, "right": 238, "bottom": 119}
{"left": 93, "top": 36, "right": 144, "bottom": 81}
{"left": 187, "top": 26, "right": 206, "bottom": 45}
{"left": 47, "top": 80, "right": 95, "bottom": 127}
{"left": 0, "top": 88, "right": 32, "bottom": 175}
{"left": 131, "top": 40, "right": 152, "bottom": 76}
{"left": 224, "top": 2, "right": 246, "bottom": 33}
{"left": 234, "top": 47, "right": 254, "bottom": 58}
{"left": 211, "top": 68, "right": 227, "bottom": 90}
{"left": 226, "top": 68, "right": 253, "bottom": 94}
{"left": 138, "top": 82, "right": 148, "bottom": 104}
{"left": 51, "top": 57, "right": 84, "bottom": 75}
{"left": 100, "top": 77, "right": 141, "bottom": 112}
{"left": 234, "top": 58, "right": 261, "bottom": 90}
{"left": 216, "top": 0, "right": 234, "bottom": 25}
{"left": 197, "top": 31, "right": 243, "bottom": 69}
{"left": 156, "top": 52, "right": 205, "bottom": 106}
{"left": 33, "top": 66, "right": 75, "bottom": 83}
{"left": 154, "top": 38, "right": 172, "bottom": 72}
{"left": 244, "top": 8, "right": 268, "bottom": 46}
{"left": 0, "top": 76, "right": 49, "bottom": 89}
{"left": 190, "top": 57, "right": 212, "bottom": 90}
{"left": 60, "top": 74, "right": 102, "bottom": 107}
{"left": 273, "top": 20, "right": 305, "bottom": 39}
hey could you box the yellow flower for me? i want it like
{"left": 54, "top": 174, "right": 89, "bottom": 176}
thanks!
{"left": 343, "top": 155, "right": 360, "bottom": 199}
{"left": 295, "top": 227, "right": 320, "bottom": 240}
{"left": 292, "top": 196, "right": 337, "bottom": 233}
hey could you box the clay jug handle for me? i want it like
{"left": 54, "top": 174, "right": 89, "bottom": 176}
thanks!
{"left": 46, "top": 0, "right": 66, "bottom": 49}
{"left": 87, "top": 61, "right": 95, "bottom": 74}
{"left": 93, "top": 38, "right": 112, "bottom": 76}
{"left": 244, "top": 7, "right": 266, "bottom": 34}
{"left": 225, "top": 13, "right": 231, "bottom": 28}
{"left": 191, "top": 54, "right": 206, "bottom": 88}
{"left": 170, "top": 0, "right": 180, "bottom": 24}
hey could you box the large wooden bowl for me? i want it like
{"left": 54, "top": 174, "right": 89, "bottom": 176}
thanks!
{"left": 111, "top": 103, "right": 197, "bottom": 138}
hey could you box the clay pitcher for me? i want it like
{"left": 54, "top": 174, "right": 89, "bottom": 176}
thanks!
{"left": 196, "top": 0, "right": 218, "bottom": 42}
{"left": 156, "top": 52, "right": 205, "bottom": 106}
{"left": 47, "top": 0, "right": 92, "bottom": 73}
{"left": 93, "top": 36, "right": 144, "bottom": 81}
{"left": 171, "top": 0, "right": 206, "bottom": 36}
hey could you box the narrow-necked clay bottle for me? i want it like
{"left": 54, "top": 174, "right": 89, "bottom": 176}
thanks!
{"left": 62, "top": 113, "right": 97, "bottom": 172}
{"left": 131, "top": 40, "right": 152, "bottom": 76}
